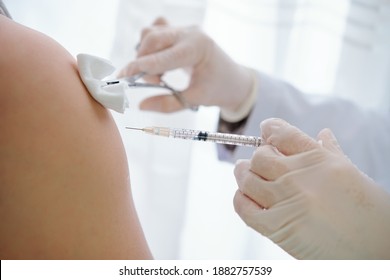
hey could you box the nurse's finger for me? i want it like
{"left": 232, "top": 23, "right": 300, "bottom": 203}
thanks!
{"left": 152, "top": 17, "right": 169, "bottom": 26}
{"left": 261, "top": 118, "right": 320, "bottom": 156}
{"left": 250, "top": 144, "right": 288, "bottom": 181}
{"left": 252, "top": 145, "right": 331, "bottom": 181}
{"left": 233, "top": 190, "right": 302, "bottom": 239}
{"left": 124, "top": 42, "right": 195, "bottom": 77}
{"left": 233, "top": 190, "right": 263, "bottom": 225}
{"left": 317, "top": 128, "right": 344, "bottom": 155}
{"left": 137, "top": 28, "right": 179, "bottom": 58}
{"left": 234, "top": 160, "right": 291, "bottom": 209}
{"left": 138, "top": 17, "right": 169, "bottom": 49}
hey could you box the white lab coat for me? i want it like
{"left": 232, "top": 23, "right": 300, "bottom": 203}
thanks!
{"left": 229, "top": 72, "right": 390, "bottom": 192}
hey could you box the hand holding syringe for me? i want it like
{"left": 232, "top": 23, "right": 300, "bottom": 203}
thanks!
{"left": 126, "top": 126, "right": 262, "bottom": 147}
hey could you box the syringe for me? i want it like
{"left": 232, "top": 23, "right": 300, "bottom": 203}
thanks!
{"left": 126, "top": 126, "right": 262, "bottom": 147}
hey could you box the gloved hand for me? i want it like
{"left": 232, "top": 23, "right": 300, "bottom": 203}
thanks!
{"left": 233, "top": 118, "right": 390, "bottom": 259}
{"left": 119, "top": 17, "right": 254, "bottom": 113}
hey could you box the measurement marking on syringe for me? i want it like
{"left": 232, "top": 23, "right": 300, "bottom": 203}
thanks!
{"left": 126, "top": 126, "right": 262, "bottom": 147}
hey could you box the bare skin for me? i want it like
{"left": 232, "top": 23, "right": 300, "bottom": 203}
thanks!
{"left": 0, "top": 15, "right": 152, "bottom": 259}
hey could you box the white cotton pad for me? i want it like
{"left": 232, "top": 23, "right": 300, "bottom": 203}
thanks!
{"left": 77, "top": 53, "right": 129, "bottom": 113}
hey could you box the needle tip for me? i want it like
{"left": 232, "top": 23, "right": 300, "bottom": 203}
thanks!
{"left": 125, "top": 127, "right": 143, "bottom": 131}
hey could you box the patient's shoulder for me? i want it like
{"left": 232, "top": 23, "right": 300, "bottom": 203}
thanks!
{"left": 0, "top": 15, "right": 151, "bottom": 259}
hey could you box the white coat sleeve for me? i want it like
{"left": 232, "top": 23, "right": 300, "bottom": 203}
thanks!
{"left": 226, "top": 71, "right": 390, "bottom": 191}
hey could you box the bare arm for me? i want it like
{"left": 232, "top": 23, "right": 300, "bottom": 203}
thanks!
{"left": 0, "top": 15, "right": 151, "bottom": 259}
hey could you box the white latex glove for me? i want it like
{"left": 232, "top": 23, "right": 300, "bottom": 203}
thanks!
{"left": 119, "top": 17, "right": 253, "bottom": 113}
{"left": 234, "top": 118, "right": 390, "bottom": 259}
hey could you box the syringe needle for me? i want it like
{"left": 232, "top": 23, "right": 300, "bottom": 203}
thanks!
{"left": 125, "top": 126, "right": 158, "bottom": 135}
{"left": 125, "top": 127, "right": 144, "bottom": 131}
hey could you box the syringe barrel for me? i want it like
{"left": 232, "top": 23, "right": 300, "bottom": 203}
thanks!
{"left": 169, "top": 128, "right": 261, "bottom": 147}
